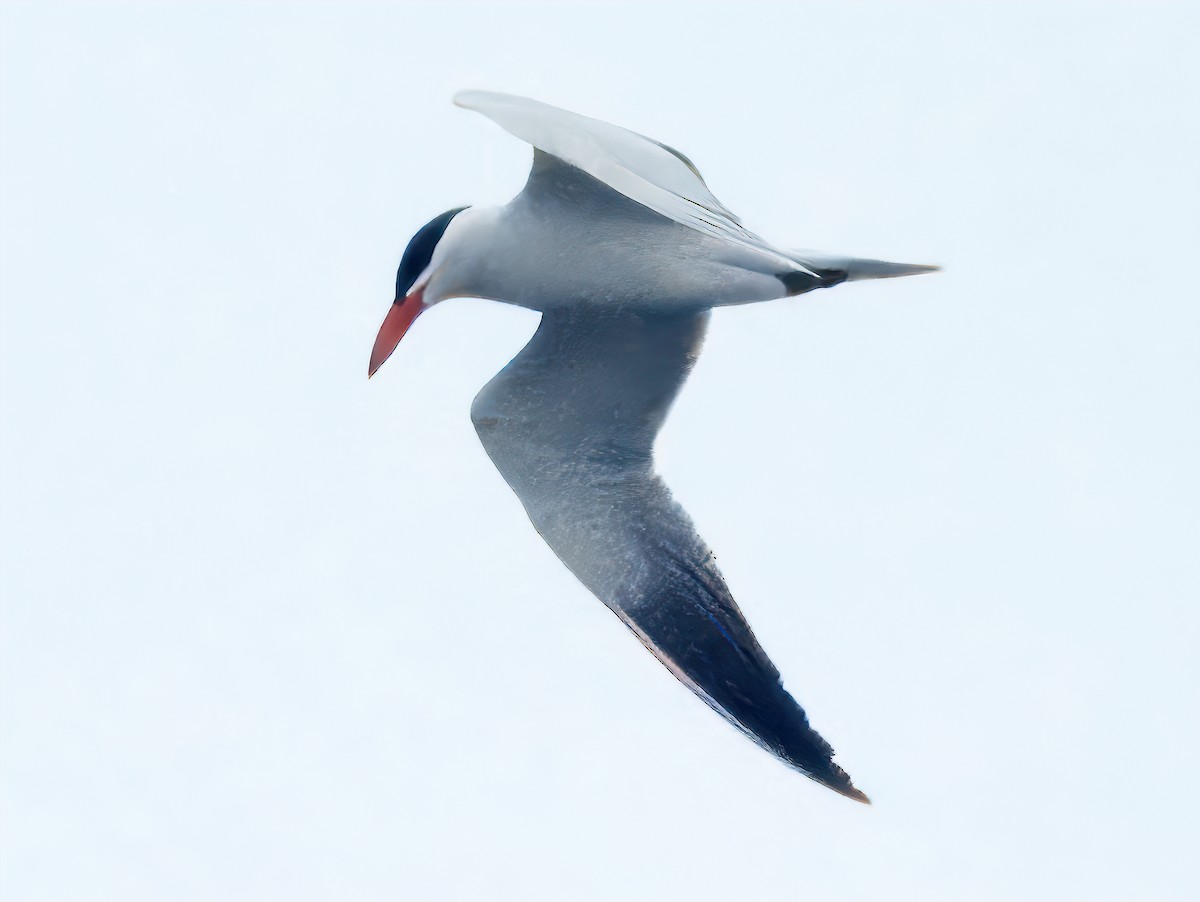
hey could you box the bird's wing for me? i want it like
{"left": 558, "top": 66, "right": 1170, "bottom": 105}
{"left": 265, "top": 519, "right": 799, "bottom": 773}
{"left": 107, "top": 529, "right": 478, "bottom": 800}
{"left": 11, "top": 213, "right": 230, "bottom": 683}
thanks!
{"left": 454, "top": 90, "right": 816, "bottom": 276}
{"left": 471, "top": 306, "right": 867, "bottom": 801}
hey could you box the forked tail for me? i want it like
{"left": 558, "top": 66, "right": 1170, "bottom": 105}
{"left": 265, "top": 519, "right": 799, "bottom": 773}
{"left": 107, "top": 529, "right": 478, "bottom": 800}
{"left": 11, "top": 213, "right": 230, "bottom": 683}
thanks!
{"left": 791, "top": 249, "right": 941, "bottom": 282}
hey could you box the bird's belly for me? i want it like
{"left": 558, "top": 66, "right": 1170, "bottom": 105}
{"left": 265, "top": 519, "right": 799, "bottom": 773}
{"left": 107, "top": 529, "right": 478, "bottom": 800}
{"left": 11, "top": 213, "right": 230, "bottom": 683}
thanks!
{"left": 485, "top": 214, "right": 784, "bottom": 312}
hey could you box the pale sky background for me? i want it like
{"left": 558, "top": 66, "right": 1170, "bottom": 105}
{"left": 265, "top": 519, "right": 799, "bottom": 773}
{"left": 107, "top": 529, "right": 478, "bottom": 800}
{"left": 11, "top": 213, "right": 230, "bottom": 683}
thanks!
{"left": 2, "top": 2, "right": 1198, "bottom": 900}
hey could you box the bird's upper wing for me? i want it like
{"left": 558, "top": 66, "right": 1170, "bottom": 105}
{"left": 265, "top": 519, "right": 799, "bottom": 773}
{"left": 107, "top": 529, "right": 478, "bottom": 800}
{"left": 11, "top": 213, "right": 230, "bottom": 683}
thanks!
{"left": 454, "top": 90, "right": 815, "bottom": 275}
{"left": 471, "top": 306, "right": 866, "bottom": 801}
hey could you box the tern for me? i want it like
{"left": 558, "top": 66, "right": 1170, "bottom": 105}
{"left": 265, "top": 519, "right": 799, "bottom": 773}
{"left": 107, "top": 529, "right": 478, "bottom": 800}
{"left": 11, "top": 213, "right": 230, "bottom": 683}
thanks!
{"left": 370, "top": 91, "right": 938, "bottom": 802}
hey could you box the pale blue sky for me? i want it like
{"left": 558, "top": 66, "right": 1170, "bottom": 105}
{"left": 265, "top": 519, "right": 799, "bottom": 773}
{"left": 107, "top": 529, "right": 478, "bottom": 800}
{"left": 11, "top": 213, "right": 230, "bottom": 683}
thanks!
{"left": 2, "top": 2, "right": 1198, "bottom": 900}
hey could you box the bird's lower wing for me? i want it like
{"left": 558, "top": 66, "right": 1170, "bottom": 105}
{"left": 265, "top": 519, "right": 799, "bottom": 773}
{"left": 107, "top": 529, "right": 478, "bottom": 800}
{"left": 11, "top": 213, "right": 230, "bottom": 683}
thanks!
{"left": 470, "top": 306, "right": 867, "bottom": 802}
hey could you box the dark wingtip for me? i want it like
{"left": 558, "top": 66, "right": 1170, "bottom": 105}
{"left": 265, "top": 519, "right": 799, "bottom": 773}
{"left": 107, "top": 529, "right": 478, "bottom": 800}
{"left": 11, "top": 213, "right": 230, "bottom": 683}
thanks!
{"left": 838, "top": 784, "right": 872, "bottom": 805}
{"left": 773, "top": 716, "right": 870, "bottom": 804}
{"left": 812, "top": 761, "right": 871, "bottom": 804}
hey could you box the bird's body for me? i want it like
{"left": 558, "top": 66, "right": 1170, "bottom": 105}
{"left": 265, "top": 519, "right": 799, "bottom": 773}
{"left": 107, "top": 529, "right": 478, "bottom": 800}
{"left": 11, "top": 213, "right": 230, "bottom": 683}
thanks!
{"left": 431, "top": 153, "right": 795, "bottom": 313}
{"left": 371, "top": 91, "right": 938, "bottom": 803}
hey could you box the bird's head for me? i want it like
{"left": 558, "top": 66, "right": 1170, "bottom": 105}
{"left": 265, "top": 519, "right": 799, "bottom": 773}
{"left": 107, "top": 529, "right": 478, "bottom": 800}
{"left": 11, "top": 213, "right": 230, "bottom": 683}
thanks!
{"left": 369, "top": 206, "right": 471, "bottom": 377}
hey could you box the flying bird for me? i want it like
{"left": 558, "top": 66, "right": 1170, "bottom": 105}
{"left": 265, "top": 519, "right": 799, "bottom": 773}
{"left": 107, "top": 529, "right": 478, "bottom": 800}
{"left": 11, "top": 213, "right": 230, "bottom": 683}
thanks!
{"left": 370, "top": 91, "right": 938, "bottom": 802}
